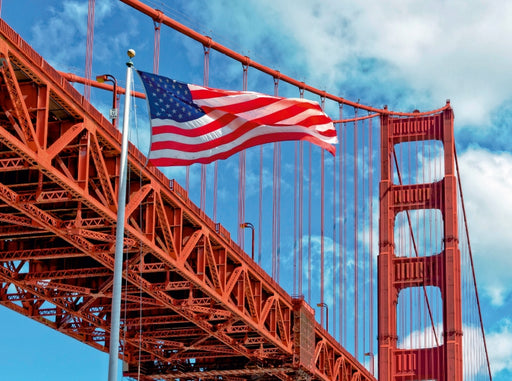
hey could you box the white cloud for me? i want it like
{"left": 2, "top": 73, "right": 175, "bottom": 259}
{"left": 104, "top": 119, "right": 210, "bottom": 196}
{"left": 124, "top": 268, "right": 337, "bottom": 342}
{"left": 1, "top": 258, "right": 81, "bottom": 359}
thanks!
{"left": 203, "top": 0, "right": 512, "bottom": 125}
{"left": 487, "top": 319, "right": 512, "bottom": 376}
{"left": 30, "top": 3, "right": 87, "bottom": 69}
{"left": 168, "top": 0, "right": 512, "bottom": 130}
{"left": 29, "top": 0, "right": 119, "bottom": 70}
{"left": 457, "top": 148, "right": 512, "bottom": 306}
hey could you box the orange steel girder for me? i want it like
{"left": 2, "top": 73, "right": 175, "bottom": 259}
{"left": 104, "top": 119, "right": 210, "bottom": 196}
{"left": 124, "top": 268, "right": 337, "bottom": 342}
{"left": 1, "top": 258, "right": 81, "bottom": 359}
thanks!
{"left": 0, "top": 19, "right": 374, "bottom": 381}
{"left": 378, "top": 111, "right": 463, "bottom": 380}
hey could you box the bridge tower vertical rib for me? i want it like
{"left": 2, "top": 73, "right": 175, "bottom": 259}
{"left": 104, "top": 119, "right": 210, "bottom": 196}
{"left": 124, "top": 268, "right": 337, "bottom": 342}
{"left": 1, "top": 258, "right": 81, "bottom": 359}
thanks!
{"left": 378, "top": 108, "right": 463, "bottom": 380}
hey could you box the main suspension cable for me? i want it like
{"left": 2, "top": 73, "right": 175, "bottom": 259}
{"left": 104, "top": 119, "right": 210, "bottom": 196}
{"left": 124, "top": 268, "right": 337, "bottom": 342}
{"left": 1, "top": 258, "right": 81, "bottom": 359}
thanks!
{"left": 121, "top": 0, "right": 451, "bottom": 117}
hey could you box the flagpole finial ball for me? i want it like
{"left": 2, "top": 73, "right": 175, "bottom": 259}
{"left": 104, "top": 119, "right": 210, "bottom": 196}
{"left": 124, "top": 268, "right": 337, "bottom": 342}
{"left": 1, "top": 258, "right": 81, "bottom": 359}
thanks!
{"left": 127, "top": 49, "right": 136, "bottom": 59}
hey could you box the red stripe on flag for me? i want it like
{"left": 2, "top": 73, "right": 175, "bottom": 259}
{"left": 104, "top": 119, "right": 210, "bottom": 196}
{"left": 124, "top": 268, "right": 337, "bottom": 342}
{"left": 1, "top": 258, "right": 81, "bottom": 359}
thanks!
{"left": 250, "top": 104, "right": 326, "bottom": 126}
{"left": 152, "top": 119, "right": 265, "bottom": 152}
{"left": 150, "top": 131, "right": 335, "bottom": 166}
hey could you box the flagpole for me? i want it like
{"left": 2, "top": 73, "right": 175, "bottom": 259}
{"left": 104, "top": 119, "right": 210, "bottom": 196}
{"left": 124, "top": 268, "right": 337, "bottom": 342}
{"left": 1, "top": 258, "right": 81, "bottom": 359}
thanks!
{"left": 108, "top": 49, "right": 135, "bottom": 381}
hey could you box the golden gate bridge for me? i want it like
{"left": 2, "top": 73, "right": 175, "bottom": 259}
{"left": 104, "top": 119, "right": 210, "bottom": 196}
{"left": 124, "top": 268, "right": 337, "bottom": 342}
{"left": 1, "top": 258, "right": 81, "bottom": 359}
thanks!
{"left": 0, "top": 1, "right": 492, "bottom": 380}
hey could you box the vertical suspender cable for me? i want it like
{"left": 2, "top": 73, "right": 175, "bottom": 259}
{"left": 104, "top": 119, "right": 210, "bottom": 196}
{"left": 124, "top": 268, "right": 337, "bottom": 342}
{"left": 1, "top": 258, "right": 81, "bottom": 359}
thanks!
{"left": 238, "top": 152, "right": 246, "bottom": 244}
{"left": 272, "top": 76, "right": 280, "bottom": 280}
{"left": 338, "top": 104, "right": 343, "bottom": 344}
{"left": 277, "top": 142, "right": 281, "bottom": 282}
{"left": 137, "top": 179, "right": 143, "bottom": 379}
{"left": 320, "top": 96, "right": 326, "bottom": 328}
{"left": 298, "top": 140, "right": 304, "bottom": 295}
{"left": 272, "top": 82, "right": 276, "bottom": 279}
{"left": 343, "top": 120, "right": 348, "bottom": 345}
{"left": 293, "top": 141, "right": 298, "bottom": 295}
{"left": 84, "top": 0, "right": 95, "bottom": 101}
{"left": 238, "top": 64, "right": 248, "bottom": 246}
{"left": 320, "top": 150, "right": 325, "bottom": 326}
{"left": 213, "top": 161, "right": 218, "bottom": 221}
{"left": 200, "top": 45, "right": 210, "bottom": 212}
{"left": 308, "top": 142, "right": 312, "bottom": 303}
{"left": 362, "top": 117, "right": 366, "bottom": 357}
{"left": 298, "top": 141, "right": 304, "bottom": 293}
{"left": 258, "top": 144, "right": 263, "bottom": 264}
{"left": 272, "top": 146, "right": 277, "bottom": 279}
{"left": 186, "top": 167, "right": 190, "bottom": 192}
{"left": 294, "top": 88, "right": 304, "bottom": 295}
{"left": 299, "top": 88, "right": 305, "bottom": 296}
{"left": 153, "top": 18, "right": 161, "bottom": 73}
{"left": 298, "top": 143, "right": 303, "bottom": 294}
{"left": 276, "top": 79, "right": 281, "bottom": 281}
{"left": 368, "top": 115, "right": 374, "bottom": 374}
{"left": 354, "top": 108, "right": 359, "bottom": 359}
{"left": 332, "top": 125, "right": 337, "bottom": 338}
{"left": 272, "top": 142, "right": 282, "bottom": 280}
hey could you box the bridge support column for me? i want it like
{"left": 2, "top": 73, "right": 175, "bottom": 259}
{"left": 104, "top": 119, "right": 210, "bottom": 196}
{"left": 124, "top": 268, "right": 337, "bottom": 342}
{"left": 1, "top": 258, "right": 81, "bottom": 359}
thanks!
{"left": 378, "top": 108, "right": 463, "bottom": 381}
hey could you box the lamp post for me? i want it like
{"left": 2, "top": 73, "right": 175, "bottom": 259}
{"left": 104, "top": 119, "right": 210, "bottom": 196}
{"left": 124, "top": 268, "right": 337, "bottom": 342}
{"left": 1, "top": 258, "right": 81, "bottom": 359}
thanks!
{"left": 317, "top": 302, "right": 328, "bottom": 331}
{"left": 96, "top": 74, "right": 118, "bottom": 128}
{"left": 240, "top": 222, "right": 255, "bottom": 260}
{"left": 364, "top": 352, "right": 375, "bottom": 375}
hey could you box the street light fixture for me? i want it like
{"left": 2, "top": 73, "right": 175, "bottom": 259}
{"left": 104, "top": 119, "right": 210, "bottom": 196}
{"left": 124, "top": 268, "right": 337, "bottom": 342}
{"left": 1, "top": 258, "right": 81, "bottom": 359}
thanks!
{"left": 96, "top": 74, "right": 118, "bottom": 128}
{"left": 240, "top": 222, "right": 255, "bottom": 260}
{"left": 364, "top": 352, "right": 375, "bottom": 375}
{"left": 316, "top": 302, "right": 329, "bottom": 331}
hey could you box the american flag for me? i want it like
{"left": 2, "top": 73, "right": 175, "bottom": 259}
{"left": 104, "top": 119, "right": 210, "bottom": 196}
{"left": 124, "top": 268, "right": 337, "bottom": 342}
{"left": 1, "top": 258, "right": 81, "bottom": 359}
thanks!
{"left": 137, "top": 70, "right": 337, "bottom": 166}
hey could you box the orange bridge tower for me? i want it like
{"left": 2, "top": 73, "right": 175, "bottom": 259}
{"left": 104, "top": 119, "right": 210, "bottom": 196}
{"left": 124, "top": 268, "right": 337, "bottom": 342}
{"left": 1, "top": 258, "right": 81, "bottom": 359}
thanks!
{"left": 378, "top": 108, "right": 463, "bottom": 380}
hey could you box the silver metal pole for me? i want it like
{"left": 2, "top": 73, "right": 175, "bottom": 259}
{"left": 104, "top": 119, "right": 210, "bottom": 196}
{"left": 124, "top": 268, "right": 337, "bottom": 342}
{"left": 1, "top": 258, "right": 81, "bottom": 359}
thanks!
{"left": 108, "top": 50, "right": 135, "bottom": 381}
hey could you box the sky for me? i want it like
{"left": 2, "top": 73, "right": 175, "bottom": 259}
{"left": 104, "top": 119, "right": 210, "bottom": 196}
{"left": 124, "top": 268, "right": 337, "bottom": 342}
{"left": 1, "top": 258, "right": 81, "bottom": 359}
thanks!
{"left": 0, "top": 0, "right": 511, "bottom": 380}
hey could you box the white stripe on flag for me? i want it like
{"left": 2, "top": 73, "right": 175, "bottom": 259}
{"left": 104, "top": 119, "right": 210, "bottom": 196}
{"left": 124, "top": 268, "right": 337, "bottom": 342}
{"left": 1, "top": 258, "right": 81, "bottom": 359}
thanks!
{"left": 150, "top": 122, "right": 337, "bottom": 161}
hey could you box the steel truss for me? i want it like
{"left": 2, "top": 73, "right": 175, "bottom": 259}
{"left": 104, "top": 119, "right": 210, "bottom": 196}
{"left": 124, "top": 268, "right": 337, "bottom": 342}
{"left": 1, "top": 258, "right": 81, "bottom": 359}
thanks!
{"left": 0, "top": 18, "right": 373, "bottom": 381}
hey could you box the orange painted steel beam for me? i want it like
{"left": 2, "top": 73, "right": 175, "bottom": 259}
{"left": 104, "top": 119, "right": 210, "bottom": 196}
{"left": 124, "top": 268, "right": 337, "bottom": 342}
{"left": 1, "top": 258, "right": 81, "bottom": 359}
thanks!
{"left": 59, "top": 71, "right": 146, "bottom": 99}
{"left": 0, "top": 18, "right": 374, "bottom": 381}
{"left": 120, "top": 0, "right": 450, "bottom": 118}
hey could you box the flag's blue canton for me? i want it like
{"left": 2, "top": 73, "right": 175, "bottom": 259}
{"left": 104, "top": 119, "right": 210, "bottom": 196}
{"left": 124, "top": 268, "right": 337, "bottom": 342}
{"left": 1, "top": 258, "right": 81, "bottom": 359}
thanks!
{"left": 138, "top": 71, "right": 205, "bottom": 123}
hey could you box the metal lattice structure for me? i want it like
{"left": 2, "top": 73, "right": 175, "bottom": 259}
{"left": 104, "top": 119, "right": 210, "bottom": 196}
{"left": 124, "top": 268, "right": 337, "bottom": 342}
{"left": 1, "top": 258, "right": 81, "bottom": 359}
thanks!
{"left": 0, "top": 18, "right": 374, "bottom": 381}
